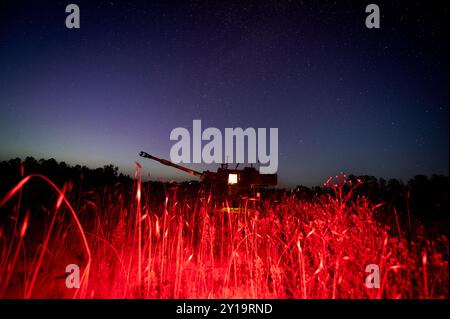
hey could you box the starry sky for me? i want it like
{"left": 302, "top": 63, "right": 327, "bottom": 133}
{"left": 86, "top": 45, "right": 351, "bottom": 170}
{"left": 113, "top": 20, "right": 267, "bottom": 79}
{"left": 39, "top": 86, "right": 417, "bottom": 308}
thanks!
{"left": 0, "top": 0, "right": 448, "bottom": 187}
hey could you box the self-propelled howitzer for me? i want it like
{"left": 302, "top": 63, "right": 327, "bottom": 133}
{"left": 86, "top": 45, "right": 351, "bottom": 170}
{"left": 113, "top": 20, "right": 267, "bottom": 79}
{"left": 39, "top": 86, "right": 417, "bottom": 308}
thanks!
{"left": 139, "top": 151, "right": 277, "bottom": 198}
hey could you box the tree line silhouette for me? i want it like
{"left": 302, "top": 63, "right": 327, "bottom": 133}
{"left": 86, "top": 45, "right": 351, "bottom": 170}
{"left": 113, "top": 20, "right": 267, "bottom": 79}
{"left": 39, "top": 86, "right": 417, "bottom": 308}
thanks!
{"left": 0, "top": 157, "right": 448, "bottom": 235}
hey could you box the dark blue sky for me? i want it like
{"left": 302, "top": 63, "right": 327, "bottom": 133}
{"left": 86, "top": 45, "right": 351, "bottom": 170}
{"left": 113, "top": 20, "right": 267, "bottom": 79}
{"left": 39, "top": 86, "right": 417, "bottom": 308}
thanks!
{"left": 0, "top": 1, "right": 448, "bottom": 187}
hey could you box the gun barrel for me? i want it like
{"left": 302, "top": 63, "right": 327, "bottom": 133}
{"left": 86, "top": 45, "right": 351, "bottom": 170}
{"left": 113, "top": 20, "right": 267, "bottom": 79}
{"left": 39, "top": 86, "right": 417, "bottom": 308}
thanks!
{"left": 139, "top": 151, "right": 203, "bottom": 179}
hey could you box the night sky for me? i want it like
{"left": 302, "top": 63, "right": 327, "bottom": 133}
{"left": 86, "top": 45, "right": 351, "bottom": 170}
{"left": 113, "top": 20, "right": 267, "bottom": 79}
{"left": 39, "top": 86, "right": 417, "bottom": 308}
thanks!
{"left": 0, "top": 1, "right": 448, "bottom": 187}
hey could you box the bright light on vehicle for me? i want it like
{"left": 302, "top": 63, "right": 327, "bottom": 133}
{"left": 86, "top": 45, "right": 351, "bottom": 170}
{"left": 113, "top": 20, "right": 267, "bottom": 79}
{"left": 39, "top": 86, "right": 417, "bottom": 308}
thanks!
{"left": 228, "top": 173, "right": 238, "bottom": 184}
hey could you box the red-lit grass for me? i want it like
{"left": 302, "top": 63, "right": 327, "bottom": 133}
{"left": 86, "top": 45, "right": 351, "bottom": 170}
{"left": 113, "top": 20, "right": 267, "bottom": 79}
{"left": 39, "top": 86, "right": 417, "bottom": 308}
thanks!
{"left": 0, "top": 169, "right": 447, "bottom": 298}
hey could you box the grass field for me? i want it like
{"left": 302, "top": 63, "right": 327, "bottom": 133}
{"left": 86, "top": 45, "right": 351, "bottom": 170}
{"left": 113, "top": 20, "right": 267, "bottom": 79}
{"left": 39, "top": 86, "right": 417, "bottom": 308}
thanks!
{"left": 0, "top": 168, "right": 448, "bottom": 299}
